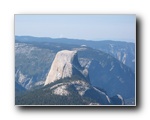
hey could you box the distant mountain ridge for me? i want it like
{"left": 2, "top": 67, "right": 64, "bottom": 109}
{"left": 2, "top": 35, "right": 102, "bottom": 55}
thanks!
{"left": 15, "top": 36, "right": 135, "bottom": 72}
{"left": 15, "top": 35, "right": 134, "bottom": 43}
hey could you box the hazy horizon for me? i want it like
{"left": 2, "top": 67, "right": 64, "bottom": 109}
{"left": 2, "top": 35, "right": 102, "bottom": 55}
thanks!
{"left": 15, "top": 35, "right": 135, "bottom": 43}
{"left": 15, "top": 15, "right": 136, "bottom": 43}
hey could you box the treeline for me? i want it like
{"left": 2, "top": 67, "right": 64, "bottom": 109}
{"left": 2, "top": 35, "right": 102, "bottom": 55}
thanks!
{"left": 15, "top": 87, "right": 95, "bottom": 105}
{"left": 15, "top": 78, "right": 96, "bottom": 105}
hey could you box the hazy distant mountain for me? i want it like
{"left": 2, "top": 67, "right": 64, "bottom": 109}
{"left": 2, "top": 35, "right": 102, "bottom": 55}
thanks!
{"left": 15, "top": 36, "right": 135, "bottom": 72}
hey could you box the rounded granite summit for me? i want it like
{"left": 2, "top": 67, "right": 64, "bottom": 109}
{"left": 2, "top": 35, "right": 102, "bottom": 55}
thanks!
{"left": 44, "top": 50, "right": 86, "bottom": 86}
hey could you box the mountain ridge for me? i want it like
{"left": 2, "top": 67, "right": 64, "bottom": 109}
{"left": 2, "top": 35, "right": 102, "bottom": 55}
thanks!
{"left": 16, "top": 49, "right": 124, "bottom": 105}
{"left": 15, "top": 37, "right": 135, "bottom": 105}
{"left": 15, "top": 35, "right": 135, "bottom": 43}
{"left": 15, "top": 36, "right": 135, "bottom": 73}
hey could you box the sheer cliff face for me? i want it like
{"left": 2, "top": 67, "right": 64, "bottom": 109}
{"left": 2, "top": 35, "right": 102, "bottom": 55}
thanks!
{"left": 44, "top": 50, "right": 87, "bottom": 86}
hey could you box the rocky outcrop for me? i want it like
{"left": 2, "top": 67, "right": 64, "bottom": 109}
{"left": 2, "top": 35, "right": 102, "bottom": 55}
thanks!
{"left": 44, "top": 50, "right": 89, "bottom": 85}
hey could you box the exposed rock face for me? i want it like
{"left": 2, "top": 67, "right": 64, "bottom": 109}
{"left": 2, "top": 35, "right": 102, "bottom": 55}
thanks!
{"left": 44, "top": 50, "right": 88, "bottom": 85}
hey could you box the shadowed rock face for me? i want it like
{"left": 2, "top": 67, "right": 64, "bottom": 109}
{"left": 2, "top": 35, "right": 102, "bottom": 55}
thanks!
{"left": 44, "top": 50, "right": 88, "bottom": 85}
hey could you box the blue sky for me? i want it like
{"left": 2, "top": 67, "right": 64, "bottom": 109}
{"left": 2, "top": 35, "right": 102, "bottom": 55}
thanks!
{"left": 15, "top": 15, "right": 136, "bottom": 42}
